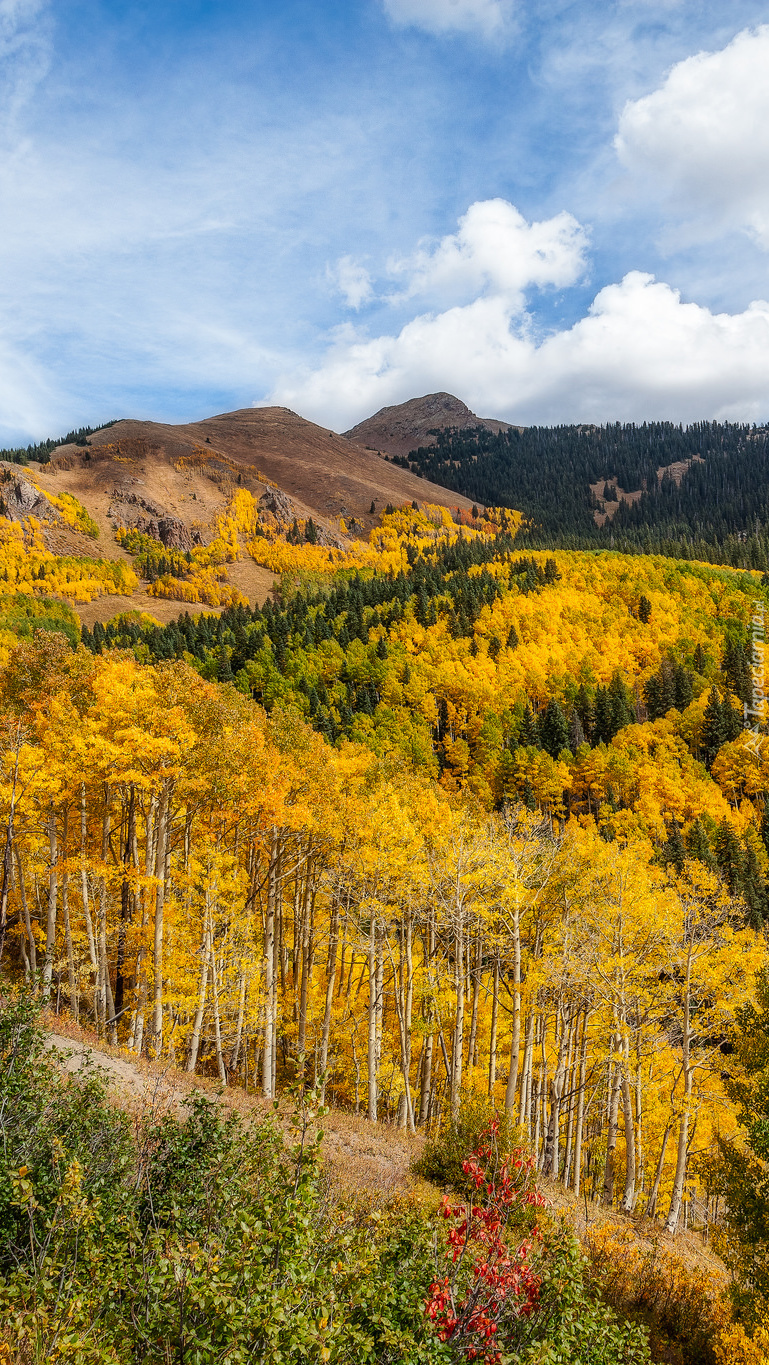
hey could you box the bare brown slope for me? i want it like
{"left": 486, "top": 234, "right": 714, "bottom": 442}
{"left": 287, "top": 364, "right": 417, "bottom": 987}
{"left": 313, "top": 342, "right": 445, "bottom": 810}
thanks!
{"left": 80, "top": 406, "right": 475, "bottom": 528}
{"left": 15, "top": 406, "right": 474, "bottom": 623}
{"left": 344, "top": 392, "right": 510, "bottom": 460}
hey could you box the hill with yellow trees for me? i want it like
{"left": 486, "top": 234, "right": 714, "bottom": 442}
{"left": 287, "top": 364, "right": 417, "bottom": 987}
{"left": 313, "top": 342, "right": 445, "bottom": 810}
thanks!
{"left": 1, "top": 414, "right": 769, "bottom": 1364}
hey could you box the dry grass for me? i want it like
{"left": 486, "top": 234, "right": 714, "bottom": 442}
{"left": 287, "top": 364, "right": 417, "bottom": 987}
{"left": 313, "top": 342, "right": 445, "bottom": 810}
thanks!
{"left": 43, "top": 1013, "right": 426, "bottom": 1200}
{"left": 537, "top": 1174, "right": 729, "bottom": 1364}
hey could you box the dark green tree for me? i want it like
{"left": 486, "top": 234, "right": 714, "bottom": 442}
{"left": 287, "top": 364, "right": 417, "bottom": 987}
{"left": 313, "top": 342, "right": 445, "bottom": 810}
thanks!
{"left": 714, "top": 820, "right": 744, "bottom": 891}
{"left": 540, "top": 698, "right": 569, "bottom": 758}
{"left": 519, "top": 704, "right": 540, "bottom": 748}
{"left": 701, "top": 686, "right": 727, "bottom": 768}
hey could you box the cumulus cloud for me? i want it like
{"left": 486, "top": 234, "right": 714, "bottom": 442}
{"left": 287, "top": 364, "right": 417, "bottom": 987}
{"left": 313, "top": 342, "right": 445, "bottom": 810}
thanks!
{"left": 328, "top": 255, "right": 374, "bottom": 309}
{"left": 267, "top": 266, "right": 769, "bottom": 431}
{"left": 616, "top": 24, "right": 769, "bottom": 247}
{"left": 388, "top": 199, "right": 588, "bottom": 307}
{"left": 381, "top": 0, "right": 513, "bottom": 39}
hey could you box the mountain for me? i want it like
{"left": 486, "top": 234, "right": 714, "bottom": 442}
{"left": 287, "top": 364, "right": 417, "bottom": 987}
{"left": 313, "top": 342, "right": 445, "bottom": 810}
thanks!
{"left": 395, "top": 418, "right": 769, "bottom": 569}
{"left": 51, "top": 405, "right": 474, "bottom": 532}
{"left": 343, "top": 392, "right": 510, "bottom": 459}
{"left": 1, "top": 406, "right": 476, "bottom": 622}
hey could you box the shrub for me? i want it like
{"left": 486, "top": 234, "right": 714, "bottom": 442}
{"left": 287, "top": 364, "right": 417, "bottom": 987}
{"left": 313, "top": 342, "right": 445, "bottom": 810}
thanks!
{"left": 424, "top": 1120, "right": 650, "bottom": 1365}
{"left": 584, "top": 1221, "right": 728, "bottom": 1365}
{"left": 713, "top": 1321, "right": 769, "bottom": 1364}
{"left": 414, "top": 1093, "right": 526, "bottom": 1197}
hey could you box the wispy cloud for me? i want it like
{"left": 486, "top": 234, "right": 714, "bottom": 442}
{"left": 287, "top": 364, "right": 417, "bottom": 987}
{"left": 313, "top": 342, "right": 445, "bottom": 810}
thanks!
{"left": 0, "top": 0, "right": 51, "bottom": 129}
{"left": 381, "top": 0, "right": 514, "bottom": 39}
{"left": 328, "top": 255, "right": 374, "bottom": 309}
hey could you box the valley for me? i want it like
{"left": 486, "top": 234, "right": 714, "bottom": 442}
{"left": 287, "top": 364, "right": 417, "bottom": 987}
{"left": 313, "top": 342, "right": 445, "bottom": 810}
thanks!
{"left": 1, "top": 394, "right": 769, "bottom": 1365}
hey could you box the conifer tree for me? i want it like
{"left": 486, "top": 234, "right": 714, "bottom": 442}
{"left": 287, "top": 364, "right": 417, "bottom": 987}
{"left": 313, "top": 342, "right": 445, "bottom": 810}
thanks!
{"left": 519, "top": 703, "right": 540, "bottom": 748}
{"left": 701, "top": 686, "right": 727, "bottom": 768}
{"left": 714, "top": 820, "right": 744, "bottom": 891}
{"left": 685, "top": 818, "right": 716, "bottom": 869}
{"left": 540, "top": 698, "right": 569, "bottom": 758}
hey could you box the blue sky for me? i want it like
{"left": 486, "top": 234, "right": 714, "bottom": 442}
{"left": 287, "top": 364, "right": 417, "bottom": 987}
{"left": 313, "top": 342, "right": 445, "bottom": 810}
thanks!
{"left": 2, "top": 0, "right": 769, "bottom": 441}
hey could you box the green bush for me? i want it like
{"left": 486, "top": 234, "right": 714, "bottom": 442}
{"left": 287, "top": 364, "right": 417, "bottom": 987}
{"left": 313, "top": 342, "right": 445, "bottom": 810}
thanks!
{"left": 0, "top": 996, "right": 649, "bottom": 1365}
{"left": 413, "top": 1092, "right": 526, "bottom": 1195}
{"left": 510, "top": 1229, "right": 651, "bottom": 1364}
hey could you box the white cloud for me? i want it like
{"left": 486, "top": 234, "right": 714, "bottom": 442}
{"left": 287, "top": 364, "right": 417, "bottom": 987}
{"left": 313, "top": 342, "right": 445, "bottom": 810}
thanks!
{"left": 267, "top": 266, "right": 769, "bottom": 431}
{"left": 381, "top": 0, "right": 512, "bottom": 39}
{"left": 615, "top": 25, "right": 769, "bottom": 248}
{"left": 388, "top": 198, "right": 588, "bottom": 307}
{"left": 328, "top": 255, "right": 374, "bottom": 309}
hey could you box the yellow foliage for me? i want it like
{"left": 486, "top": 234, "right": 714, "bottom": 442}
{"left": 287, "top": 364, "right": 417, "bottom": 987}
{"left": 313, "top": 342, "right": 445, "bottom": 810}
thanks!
{"left": 0, "top": 519, "right": 137, "bottom": 602}
{"left": 714, "top": 1322, "right": 769, "bottom": 1365}
{"left": 45, "top": 489, "right": 99, "bottom": 538}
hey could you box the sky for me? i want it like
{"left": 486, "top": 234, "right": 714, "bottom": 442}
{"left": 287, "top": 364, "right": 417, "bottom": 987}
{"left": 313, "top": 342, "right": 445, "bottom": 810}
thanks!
{"left": 2, "top": 0, "right": 769, "bottom": 442}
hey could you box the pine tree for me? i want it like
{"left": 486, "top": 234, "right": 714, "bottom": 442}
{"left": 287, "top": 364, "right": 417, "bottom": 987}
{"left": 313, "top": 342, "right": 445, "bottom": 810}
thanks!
{"left": 714, "top": 820, "right": 744, "bottom": 891}
{"left": 519, "top": 704, "right": 540, "bottom": 748}
{"left": 723, "top": 697, "right": 744, "bottom": 742}
{"left": 593, "top": 686, "right": 613, "bottom": 744}
{"left": 608, "top": 671, "right": 635, "bottom": 733}
{"left": 685, "top": 817, "right": 716, "bottom": 868}
{"left": 741, "top": 845, "right": 767, "bottom": 929}
{"left": 701, "top": 686, "right": 727, "bottom": 768}
{"left": 575, "top": 683, "right": 594, "bottom": 741}
{"left": 661, "top": 820, "right": 686, "bottom": 873}
{"left": 540, "top": 699, "right": 569, "bottom": 758}
{"left": 723, "top": 638, "right": 752, "bottom": 703}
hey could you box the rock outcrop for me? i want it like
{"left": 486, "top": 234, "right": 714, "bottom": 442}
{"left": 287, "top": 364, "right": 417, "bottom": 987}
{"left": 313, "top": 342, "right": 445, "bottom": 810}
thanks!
{"left": 108, "top": 489, "right": 200, "bottom": 550}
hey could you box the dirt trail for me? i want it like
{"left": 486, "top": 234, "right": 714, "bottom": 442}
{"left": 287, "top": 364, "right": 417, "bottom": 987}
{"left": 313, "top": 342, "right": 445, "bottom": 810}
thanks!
{"left": 45, "top": 1027, "right": 424, "bottom": 1198}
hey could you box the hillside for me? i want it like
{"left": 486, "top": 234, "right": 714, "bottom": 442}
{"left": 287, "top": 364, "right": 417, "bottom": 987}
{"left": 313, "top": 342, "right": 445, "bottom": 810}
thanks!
{"left": 1, "top": 484, "right": 767, "bottom": 1362}
{"left": 343, "top": 391, "right": 510, "bottom": 458}
{"left": 395, "top": 418, "right": 769, "bottom": 567}
{"left": 0, "top": 406, "right": 475, "bottom": 624}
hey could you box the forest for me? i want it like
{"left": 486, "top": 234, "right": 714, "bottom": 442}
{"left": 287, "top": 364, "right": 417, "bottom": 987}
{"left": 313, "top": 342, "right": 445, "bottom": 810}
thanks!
{"left": 393, "top": 421, "right": 769, "bottom": 568}
{"left": 3, "top": 497, "right": 769, "bottom": 1362}
{"left": 0, "top": 422, "right": 118, "bottom": 468}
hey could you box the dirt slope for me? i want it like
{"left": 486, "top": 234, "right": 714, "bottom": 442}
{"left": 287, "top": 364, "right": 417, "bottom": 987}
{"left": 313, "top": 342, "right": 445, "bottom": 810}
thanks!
{"left": 69, "top": 406, "right": 474, "bottom": 532}
{"left": 344, "top": 392, "right": 510, "bottom": 460}
{"left": 45, "top": 1024, "right": 423, "bottom": 1198}
{"left": 2, "top": 404, "right": 475, "bottom": 625}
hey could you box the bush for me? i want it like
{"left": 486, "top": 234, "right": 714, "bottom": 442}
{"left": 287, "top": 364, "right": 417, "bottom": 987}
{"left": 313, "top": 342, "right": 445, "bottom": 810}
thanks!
{"left": 422, "top": 1117, "right": 650, "bottom": 1365}
{"left": 414, "top": 1093, "right": 526, "bottom": 1197}
{"left": 0, "top": 1000, "right": 653, "bottom": 1365}
{"left": 0, "top": 992, "right": 450, "bottom": 1364}
{"left": 584, "top": 1221, "right": 729, "bottom": 1365}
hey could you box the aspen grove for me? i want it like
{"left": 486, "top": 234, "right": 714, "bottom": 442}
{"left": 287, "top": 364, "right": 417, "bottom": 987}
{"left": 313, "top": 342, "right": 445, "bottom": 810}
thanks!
{"left": 1, "top": 625, "right": 764, "bottom": 1236}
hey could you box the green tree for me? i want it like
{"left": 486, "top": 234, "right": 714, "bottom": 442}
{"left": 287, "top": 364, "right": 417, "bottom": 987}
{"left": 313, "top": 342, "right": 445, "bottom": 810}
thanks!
{"left": 701, "top": 686, "right": 727, "bottom": 768}
{"left": 540, "top": 698, "right": 569, "bottom": 759}
{"left": 718, "top": 969, "right": 769, "bottom": 1326}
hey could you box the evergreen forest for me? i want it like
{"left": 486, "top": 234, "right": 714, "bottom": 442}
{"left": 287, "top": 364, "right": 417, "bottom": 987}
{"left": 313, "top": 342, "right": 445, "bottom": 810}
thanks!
{"left": 394, "top": 421, "right": 769, "bottom": 567}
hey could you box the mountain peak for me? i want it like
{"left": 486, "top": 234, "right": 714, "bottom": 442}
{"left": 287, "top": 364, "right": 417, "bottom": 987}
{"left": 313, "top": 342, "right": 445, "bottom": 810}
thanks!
{"left": 343, "top": 392, "right": 509, "bottom": 459}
